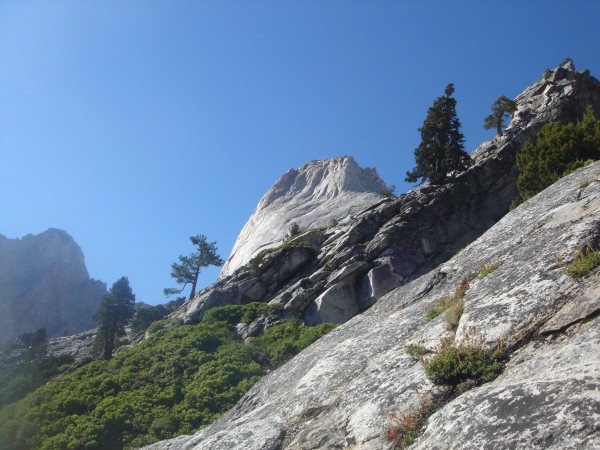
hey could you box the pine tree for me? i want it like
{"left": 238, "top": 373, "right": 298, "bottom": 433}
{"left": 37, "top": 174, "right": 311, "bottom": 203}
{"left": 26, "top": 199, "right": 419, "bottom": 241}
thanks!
{"left": 93, "top": 277, "right": 136, "bottom": 360}
{"left": 515, "top": 105, "right": 600, "bottom": 203}
{"left": 405, "top": 84, "right": 470, "bottom": 184}
{"left": 483, "top": 96, "right": 517, "bottom": 136}
{"left": 164, "top": 234, "right": 224, "bottom": 300}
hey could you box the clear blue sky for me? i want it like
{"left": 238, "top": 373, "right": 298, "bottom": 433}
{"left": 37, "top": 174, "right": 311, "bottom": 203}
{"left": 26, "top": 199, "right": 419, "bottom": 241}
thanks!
{"left": 2, "top": 1, "right": 599, "bottom": 305}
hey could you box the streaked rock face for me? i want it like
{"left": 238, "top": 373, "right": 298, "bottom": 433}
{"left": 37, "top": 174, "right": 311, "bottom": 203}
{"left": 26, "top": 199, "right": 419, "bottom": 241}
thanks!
{"left": 219, "top": 156, "right": 388, "bottom": 278}
{"left": 0, "top": 228, "right": 106, "bottom": 343}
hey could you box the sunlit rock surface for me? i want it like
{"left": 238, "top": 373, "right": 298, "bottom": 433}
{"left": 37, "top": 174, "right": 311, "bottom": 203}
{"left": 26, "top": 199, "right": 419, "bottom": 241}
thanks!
{"left": 219, "top": 156, "right": 388, "bottom": 278}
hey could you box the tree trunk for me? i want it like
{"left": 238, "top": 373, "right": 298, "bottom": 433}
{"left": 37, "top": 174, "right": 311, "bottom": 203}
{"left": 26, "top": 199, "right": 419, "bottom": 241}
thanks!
{"left": 189, "top": 265, "right": 201, "bottom": 300}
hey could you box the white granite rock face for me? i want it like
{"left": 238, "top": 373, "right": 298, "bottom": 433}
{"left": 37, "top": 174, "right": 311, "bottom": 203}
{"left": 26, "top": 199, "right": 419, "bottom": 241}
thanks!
{"left": 219, "top": 156, "right": 388, "bottom": 278}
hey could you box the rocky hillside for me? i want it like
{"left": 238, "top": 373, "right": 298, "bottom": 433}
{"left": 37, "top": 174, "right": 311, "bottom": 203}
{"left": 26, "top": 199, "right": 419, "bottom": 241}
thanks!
{"left": 147, "top": 61, "right": 600, "bottom": 449}
{"left": 219, "top": 156, "right": 388, "bottom": 278}
{"left": 174, "top": 61, "right": 600, "bottom": 328}
{"left": 0, "top": 228, "right": 106, "bottom": 343}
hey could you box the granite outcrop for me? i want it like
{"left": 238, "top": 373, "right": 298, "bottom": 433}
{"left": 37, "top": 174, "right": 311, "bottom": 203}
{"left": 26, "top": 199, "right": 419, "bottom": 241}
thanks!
{"left": 174, "top": 61, "right": 600, "bottom": 331}
{"left": 219, "top": 156, "right": 388, "bottom": 278}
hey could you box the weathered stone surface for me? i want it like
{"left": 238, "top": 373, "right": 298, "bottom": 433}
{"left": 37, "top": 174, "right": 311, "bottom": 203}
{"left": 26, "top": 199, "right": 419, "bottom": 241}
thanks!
{"left": 219, "top": 156, "right": 388, "bottom": 278}
{"left": 47, "top": 329, "right": 97, "bottom": 365}
{"left": 145, "top": 159, "right": 600, "bottom": 450}
{"left": 0, "top": 228, "right": 106, "bottom": 343}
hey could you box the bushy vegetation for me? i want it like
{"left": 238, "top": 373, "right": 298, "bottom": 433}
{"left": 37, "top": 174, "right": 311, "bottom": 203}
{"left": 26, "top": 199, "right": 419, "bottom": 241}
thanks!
{"left": 130, "top": 298, "right": 185, "bottom": 334}
{"left": 391, "top": 330, "right": 506, "bottom": 448}
{"left": 247, "top": 241, "right": 315, "bottom": 276}
{"left": 0, "top": 329, "right": 75, "bottom": 409}
{"left": 0, "top": 303, "right": 335, "bottom": 450}
{"left": 421, "top": 335, "right": 506, "bottom": 393}
{"left": 514, "top": 105, "right": 600, "bottom": 205}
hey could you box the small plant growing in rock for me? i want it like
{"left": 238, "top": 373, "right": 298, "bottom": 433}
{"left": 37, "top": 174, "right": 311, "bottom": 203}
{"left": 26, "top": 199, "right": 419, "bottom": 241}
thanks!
{"left": 386, "top": 393, "right": 443, "bottom": 449}
{"left": 425, "top": 296, "right": 460, "bottom": 322}
{"left": 284, "top": 222, "right": 302, "bottom": 241}
{"left": 478, "top": 261, "right": 501, "bottom": 279}
{"left": 379, "top": 184, "right": 396, "bottom": 198}
{"left": 393, "top": 329, "right": 507, "bottom": 448}
{"left": 422, "top": 331, "right": 506, "bottom": 394}
{"left": 563, "top": 245, "right": 600, "bottom": 277}
{"left": 424, "top": 276, "right": 471, "bottom": 330}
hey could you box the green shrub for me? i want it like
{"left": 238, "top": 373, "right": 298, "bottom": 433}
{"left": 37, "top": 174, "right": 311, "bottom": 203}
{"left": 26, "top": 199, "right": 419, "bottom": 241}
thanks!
{"left": 247, "top": 241, "right": 315, "bottom": 276}
{"left": 252, "top": 321, "right": 337, "bottom": 367}
{"left": 563, "top": 245, "right": 600, "bottom": 277}
{"left": 393, "top": 330, "right": 506, "bottom": 448}
{"left": 515, "top": 105, "right": 600, "bottom": 204}
{"left": 422, "top": 336, "right": 506, "bottom": 393}
{"left": 203, "top": 302, "right": 284, "bottom": 327}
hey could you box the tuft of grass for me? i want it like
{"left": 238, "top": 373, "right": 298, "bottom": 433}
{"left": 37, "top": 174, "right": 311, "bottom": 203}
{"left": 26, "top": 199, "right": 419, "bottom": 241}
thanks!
{"left": 425, "top": 296, "right": 462, "bottom": 324}
{"left": 578, "top": 178, "right": 595, "bottom": 189}
{"left": 424, "top": 276, "right": 472, "bottom": 330}
{"left": 563, "top": 245, "right": 600, "bottom": 277}
{"left": 444, "top": 297, "right": 464, "bottom": 331}
{"left": 478, "top": 261, "right": 501, "bottom": 279}
{"left": 404, "top": 343, "right": 432, "bottom": 358}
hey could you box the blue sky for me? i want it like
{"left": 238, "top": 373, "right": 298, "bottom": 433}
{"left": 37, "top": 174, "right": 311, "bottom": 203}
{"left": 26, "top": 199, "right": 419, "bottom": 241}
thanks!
{"left": 2, "top": 1, "right": 599, "bottom": 305}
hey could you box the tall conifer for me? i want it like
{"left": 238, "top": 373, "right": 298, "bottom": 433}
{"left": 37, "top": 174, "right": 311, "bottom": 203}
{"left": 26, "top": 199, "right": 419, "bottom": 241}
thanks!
{"left": 406, "top": 84, "right": 470, "bottom": 184}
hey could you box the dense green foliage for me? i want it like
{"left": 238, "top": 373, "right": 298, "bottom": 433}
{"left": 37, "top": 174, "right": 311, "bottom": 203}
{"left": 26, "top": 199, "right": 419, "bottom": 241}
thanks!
{"left": 483, "top": 95, "right": 516, "bottom": 136}
{"left": 94, "top": 277, "right": 136, "bottom": 360}
{"left": 515, "top": 105, "right": 600, "bottom": 204}
{"left": 130, "top": 298, "right": 185, "bottom": 334}
{"left": 0, "top": 303, "right": 335, "bottom": 450}
{"left": 0, "top": 330, "right": 74, "bottom": 409}
{"left": 164, "top": 234, "right": 224, "bottom": 300}
{"left": 405, "top": 83, "right": 470, "bottom": 184}
{"left": 422, "top": 338, "right": 506, "bottom": 393}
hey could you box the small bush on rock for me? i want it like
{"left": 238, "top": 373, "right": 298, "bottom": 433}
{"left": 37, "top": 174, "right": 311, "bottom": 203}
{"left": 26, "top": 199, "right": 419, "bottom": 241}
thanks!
{"left": 422, "top": 334, "right": 506, "bottom": 393}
